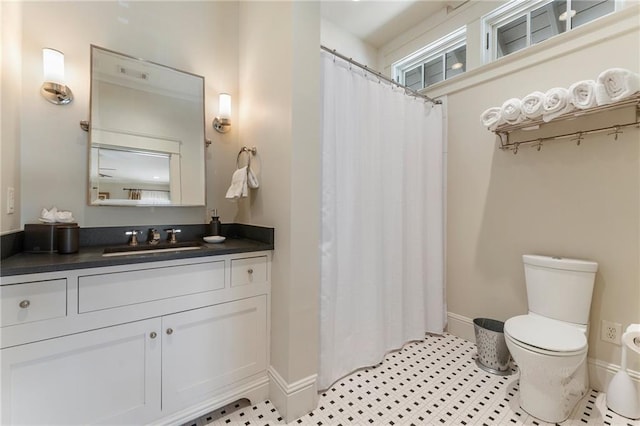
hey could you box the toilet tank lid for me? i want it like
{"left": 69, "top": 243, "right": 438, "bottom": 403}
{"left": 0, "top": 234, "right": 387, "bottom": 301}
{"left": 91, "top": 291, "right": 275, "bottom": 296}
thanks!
{"left": 505, "top": 315, "right": 587, "bottom": 352}
{"left": 523, "top": 254, "right": 598, "bottom": 273}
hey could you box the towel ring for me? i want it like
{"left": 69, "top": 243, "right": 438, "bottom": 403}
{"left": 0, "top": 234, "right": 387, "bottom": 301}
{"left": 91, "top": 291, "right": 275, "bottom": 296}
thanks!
{"left": 236, "top": 146, "right": 257, "bottom": 168}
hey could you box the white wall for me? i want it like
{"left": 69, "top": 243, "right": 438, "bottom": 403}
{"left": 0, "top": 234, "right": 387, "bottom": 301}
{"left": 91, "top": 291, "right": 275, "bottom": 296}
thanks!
{"left": 320, "top": 18, "right": 378, "bottom": 68}
{"left": 238, "top": 1, "right": 321, "bottom": 421}
{"left": 16, "top": 1, "right": 240, "bottom": 227}
{"left": 0, "top": 1, "right": 23, "bottom": 234}
{"left": 380, "top": 5, "right": 640, "bottom": 378}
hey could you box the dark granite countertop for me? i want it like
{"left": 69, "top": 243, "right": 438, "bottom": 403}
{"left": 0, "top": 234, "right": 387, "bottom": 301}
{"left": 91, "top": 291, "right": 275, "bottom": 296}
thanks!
{"left": 0, "top": 237, "right": 273, "bottom": 277}
{"left": 1, "top": 223, "right": 274, "bottom": 277}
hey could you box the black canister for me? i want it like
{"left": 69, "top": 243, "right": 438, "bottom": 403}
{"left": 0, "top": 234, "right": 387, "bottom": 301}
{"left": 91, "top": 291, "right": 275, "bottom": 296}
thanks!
{"left": 57, "top": 224, "right": 79, "bottom": 254}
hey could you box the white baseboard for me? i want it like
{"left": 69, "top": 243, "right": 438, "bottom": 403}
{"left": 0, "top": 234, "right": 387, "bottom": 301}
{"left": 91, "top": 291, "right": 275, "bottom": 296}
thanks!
{"left": 267, "top": 366, "right": 318, "bottom": 423}
{"left": 446, "top": 311, "right": 476, "bottom": 342}
{"left": 446, "top": 311, "right": 640, "bottom": 394}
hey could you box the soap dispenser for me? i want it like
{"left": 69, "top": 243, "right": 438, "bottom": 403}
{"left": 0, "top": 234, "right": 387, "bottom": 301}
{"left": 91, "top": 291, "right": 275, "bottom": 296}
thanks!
{"left": 209, "top": 209, "right": 221, "bottom": 236}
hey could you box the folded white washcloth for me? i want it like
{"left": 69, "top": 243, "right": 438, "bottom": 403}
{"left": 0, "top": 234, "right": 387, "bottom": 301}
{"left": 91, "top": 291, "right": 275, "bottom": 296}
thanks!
{"left": 521, "top": 91, "right": 546, "bottom": 119}
{"left": 225, "top": 167, "right": 248, "bottom": 200}
{"left": 568, "top": 80, "right": 598, "bottom": 109}
{"left": 500, "top": 98, "right": 524, "bottom": 124}
{"left": 39, "top": 206, "right": 75, "bottom": 223}
{"left": 480, "top": 107, "right": 503, "bottom": 130}
{"left": 247, "top": 168, "right": 260, "bottom": 189}
{"left": 543, "top": 87, "right": 574, "bottom": 122}
{"left": 595, "top": 68, "right": 640, "bottom": 105}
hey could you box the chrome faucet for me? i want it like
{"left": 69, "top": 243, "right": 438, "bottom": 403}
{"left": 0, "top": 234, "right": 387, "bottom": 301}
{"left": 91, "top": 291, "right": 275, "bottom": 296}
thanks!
{"left": 125, "top": 230, "right": 140, "bottom": 246}
{"left": 164, "top": 228, "right": 181, "bottom": 244}
{"left": 147, "top": 228, "right": 161, "bottom": 245}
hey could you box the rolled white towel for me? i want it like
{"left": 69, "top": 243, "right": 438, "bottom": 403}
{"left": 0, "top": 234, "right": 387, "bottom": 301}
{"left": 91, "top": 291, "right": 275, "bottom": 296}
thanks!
{"left": 569, "top": 80, "right": 598, "bottom": 109}
{"left": 500, "top": 98, "right": 524, "bottom": 124}
{"left": 595, "top": 68, "right": 640, "bottom": 105}
{"left": 521, "top": 91, "right": 545, "bottom": 120}
{"left": 480, "top": 106, "right": 503, "bottom": 131}
{"left": 543, "top": 87, "right": 574, "bottom": 122}
{"left": 225, "top": 166, "right": 248, "bottom": 200}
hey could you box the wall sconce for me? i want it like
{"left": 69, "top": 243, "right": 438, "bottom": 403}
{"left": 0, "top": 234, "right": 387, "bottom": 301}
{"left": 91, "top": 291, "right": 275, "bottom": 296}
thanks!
{"left": 41, "top": 48, "right": 73, "bottom": 105}
{"left": 213, "top": 93, "right": 231, "bottom": 133}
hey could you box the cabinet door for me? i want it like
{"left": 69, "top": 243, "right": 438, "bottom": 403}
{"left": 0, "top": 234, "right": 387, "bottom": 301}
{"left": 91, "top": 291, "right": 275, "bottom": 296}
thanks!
{"left": 162, "top": 296, "right": 267, "bottom": 414}
{"left": 1, "top": 318, "right": 161, "bottom": 425}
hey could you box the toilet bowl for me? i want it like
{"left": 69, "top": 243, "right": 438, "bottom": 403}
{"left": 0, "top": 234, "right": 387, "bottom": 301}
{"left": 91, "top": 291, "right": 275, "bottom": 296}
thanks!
{"left": 505, "top": 314, "right": 589, "bottom": 423}
{"left": 505, "top": 254, "right": 598, "bottom": 423}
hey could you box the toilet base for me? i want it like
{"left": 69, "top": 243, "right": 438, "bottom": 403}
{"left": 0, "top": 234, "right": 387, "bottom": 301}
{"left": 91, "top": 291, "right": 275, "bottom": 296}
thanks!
{"left": 517, "top": 358, "right": 588, "bottom": 423}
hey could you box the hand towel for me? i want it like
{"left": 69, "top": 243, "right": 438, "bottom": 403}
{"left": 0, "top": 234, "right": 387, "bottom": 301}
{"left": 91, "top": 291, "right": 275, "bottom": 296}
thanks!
{"left": 480, "top": 107, "right": 503, "bottom": 131}
{"left": 247, "top": 168, "right": 260, "bottom": 189}
{"left": 500, "top": 98, "right": 524, "bottom": 125}
{"left": 39, "top": 206, "right": 75, "bottom": 223}
{"left": 569, "top": 80, "right": 598, "bottom": 109}
{"left": 542, "top": 87, "right": 574, "bottom": 122}
{"left": 595, "top": 68, "right": 640, "bottom": 105}
{"left": 521, "top": 91, "right": 546, "bottom": 119}
{"left": 225, "top": 166, "right": 248, "bottom": 200}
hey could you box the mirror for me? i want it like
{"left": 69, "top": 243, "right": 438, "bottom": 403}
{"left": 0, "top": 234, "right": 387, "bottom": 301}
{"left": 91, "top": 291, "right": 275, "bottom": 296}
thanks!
{"left": 88, "top": 45, "right": 206, "bottom": 206}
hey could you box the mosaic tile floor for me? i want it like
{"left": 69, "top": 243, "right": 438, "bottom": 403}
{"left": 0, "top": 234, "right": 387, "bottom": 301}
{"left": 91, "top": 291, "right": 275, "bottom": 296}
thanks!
{"left": 187, "top": 333, "right": 639, "bottom": 426}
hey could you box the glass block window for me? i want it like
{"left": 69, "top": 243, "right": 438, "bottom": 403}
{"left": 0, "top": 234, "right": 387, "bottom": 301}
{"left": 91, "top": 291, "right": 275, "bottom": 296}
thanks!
{"left": 484, "top": 0, "right": 617, "bottom": 62}
{"left": 393, "top": 27, "right": 466, "bottom": 91}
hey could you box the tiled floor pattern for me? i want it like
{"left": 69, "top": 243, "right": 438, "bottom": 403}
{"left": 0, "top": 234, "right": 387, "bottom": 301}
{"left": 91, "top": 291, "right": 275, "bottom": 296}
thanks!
{"left": 190, "top": 333, "right": 639, "bottom": 426}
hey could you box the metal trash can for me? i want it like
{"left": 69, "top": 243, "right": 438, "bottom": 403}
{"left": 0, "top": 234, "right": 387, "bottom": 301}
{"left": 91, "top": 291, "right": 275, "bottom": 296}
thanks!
{"left": 473, "top": 318, "right": 512, "bottom": 376}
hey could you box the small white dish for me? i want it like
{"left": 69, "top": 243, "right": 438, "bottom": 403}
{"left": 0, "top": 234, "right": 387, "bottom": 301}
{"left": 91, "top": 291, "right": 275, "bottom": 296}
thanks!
{"left": 204, "top": 235, "right": 226, "bottom": 244}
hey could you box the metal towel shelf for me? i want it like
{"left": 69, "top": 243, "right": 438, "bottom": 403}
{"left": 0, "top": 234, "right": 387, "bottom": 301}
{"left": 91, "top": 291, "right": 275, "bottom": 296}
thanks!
{"left": 492, "top": 93, "right": 640, "bottom": 154}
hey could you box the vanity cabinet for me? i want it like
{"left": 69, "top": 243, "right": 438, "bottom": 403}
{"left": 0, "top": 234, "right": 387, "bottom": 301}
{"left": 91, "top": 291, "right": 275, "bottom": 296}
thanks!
{"left": 1, "top": 318, "right": 161, "bottom": 425}
{"left": 162, "top": 296, "right": 267, "bottom": 414}
{"left": 0, "top": 251, "right": 271, "bottom": 425}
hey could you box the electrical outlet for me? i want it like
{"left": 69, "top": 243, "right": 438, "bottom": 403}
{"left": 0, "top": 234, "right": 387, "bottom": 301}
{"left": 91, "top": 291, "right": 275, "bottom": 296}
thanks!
{"left": 601, "top": 320, "right": 622, "bottom": 345}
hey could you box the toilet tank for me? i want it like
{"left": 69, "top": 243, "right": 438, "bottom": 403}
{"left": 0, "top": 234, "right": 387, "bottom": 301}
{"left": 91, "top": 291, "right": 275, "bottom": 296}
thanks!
{"left": 523, "top": 254, "right": 598, "bottom": 325}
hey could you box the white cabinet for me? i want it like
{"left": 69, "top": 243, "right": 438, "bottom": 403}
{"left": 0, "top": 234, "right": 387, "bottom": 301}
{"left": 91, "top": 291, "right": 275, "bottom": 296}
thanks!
{"left": 0, "top": 251, "right": 271, "bottom": 425}
{"left": 162, "top": 296, "right": 267, "bottom": 413}
{"left": 1, "top": 318, "right": 161, "bottom": 425}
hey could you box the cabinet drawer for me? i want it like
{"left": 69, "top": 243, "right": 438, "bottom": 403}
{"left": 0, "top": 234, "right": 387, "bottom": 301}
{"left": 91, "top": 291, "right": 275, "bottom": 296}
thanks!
{"left": 1, "top": 279, "right": 67, "bottom": 327}
{"left": 231, "top": 256, "right": 268, "bottom": 287}
{"left": 78, "top": 261, "right": 224, "bottom": 313}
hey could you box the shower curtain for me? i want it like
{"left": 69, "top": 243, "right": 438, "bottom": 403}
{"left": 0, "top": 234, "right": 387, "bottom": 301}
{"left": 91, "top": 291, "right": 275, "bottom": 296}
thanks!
{"left": 319, "top": 51, "right": 445, "bottom": 391}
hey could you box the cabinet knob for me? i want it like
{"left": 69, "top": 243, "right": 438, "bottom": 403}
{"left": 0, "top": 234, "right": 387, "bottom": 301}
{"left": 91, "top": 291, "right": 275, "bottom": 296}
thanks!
{"left": 247, "top": 268, "right": 254, "bottom": 274}
{"left": 150, "top": 331, "right": 157, "bottom": 339}
{"left": 19, "top": 300, "right": 30, "bottom": 309}
{"left": 166, "top": 328, "right": 174, "bottom": 335}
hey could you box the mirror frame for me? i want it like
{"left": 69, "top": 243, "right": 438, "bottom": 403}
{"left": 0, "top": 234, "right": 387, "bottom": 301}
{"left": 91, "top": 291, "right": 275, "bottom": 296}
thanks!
{"left": 87, "top": 45, "right": 207, "bottom": 207}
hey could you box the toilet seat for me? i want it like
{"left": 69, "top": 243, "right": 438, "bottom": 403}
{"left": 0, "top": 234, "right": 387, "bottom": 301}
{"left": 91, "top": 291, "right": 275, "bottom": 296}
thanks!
{"left": 505, "top": 315, "right": 587, "bottom": 356}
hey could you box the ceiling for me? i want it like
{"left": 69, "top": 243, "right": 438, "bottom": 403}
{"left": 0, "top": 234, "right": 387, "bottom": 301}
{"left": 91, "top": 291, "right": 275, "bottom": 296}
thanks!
{"left": 320, "top": 1, "right": 457, "bottom": 48}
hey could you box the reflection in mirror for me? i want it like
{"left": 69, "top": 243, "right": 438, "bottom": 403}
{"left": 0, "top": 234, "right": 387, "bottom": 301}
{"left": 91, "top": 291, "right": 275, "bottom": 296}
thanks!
{"left": 88, "top": 45, "right": 206, "bottom": 206}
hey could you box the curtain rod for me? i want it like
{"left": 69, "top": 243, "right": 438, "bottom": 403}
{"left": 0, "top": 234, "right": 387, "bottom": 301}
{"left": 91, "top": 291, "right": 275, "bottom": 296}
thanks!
{"left": 320, "top": 45, "right": 442, "bottom": 105}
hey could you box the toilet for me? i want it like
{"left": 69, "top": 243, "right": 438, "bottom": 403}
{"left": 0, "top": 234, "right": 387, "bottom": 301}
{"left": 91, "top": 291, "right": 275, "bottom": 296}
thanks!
{"left": 504, "top": 254, "right": 598, "bottom": 423}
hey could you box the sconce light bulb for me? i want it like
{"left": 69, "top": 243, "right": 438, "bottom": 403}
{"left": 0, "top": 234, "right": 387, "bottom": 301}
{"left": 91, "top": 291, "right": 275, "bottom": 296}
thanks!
{"left": 41, "top": 48, "right": 73, "bottom": 105}
{"left": 219, "top": 93, "right": 231, "bottom": 120}
{"left": 213, "top": 93, "right": 232, "bottom": 133}
{"left": 43, "top": 48, "right": 65, "bottom": 85}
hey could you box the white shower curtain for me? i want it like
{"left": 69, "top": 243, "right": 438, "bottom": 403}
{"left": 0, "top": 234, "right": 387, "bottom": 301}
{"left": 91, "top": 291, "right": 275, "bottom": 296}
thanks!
{"left": 319, "top": 51, "right": 446, "bottom": 391}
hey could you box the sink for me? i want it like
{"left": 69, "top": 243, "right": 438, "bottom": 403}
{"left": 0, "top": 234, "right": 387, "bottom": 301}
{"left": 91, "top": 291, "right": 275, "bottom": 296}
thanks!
{"left": 103, "top": 241, "right": 204, "bottom": 257}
